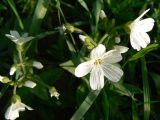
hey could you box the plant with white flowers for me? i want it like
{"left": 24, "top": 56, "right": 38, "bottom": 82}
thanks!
{"left": 75, "top": 44, "right": 123, "bottom": 90}
{"left": 0, "top": 30, "right": 59, "bottom": 119}
{"left": 129, "top": 9, "right": 155, "bottom": 51}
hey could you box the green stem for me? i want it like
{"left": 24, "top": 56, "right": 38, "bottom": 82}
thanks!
{"left": 18, "top": 49, "right": 26, "bottom": 75}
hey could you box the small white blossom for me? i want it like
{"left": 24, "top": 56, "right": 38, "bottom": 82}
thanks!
{"left": 100, "top": 10, "right": 107, "bottom": 19}
{"left": 0, "top": 75, "right": 4, "bottom": 82}
{"left": 5, "top": 30, "right": 34, "bottom": 45}
{"left": 79, "top": 35, "right": 86, "bottom": 42}
{"left": 130, "top": 9, "right": 155, "bottom": 51}
{"left": 32, "top": 61, "right": 43, "bottom": 69}
{"left": 24, "top": 80, "right": 36, "bottom": 88}
{"left": 49, "top": 87, "right": 60, "bottom": 100}
{"left": 75, "top": 44, "right": 123, "bottom": 90}
{"left": 5, "top": 98, "right": 33, "bottom": 120}
{"left": 9, "top": 66, "right": 16, "bottom": 76}
{"left": 114, "top": 45, "right": 129, "bottom": 53}
{"left": 115, "top": 37, "right": 121, "bottom": 43}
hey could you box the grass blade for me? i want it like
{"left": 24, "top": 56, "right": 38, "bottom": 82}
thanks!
{"left": 70, "top": 90, "right": 101, "bottom": 120}
{"left": 141, "top": 57, "right": 150, "bottom": 120}
{"left": 7, "top": 0, "right": 24, "bottom": 29}
{"left": 29, "top": 0, "right": 48, "bottom": 34}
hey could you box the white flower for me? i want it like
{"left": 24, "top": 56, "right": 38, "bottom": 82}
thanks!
{"left": 9, "top": 66, "right": 16, "bottom": 76}
{"left": 114, "top": 45, "right": 129, "bottom": 53}
{"left": 100, "top": 10, "right": 107, "bottom": 19}
{"left": 5, "top": 30, "right": 34, "bottom": 45}
{"left": 130, "top": 9, "right": 155, "bottom": 51}
{"left": 0, "top": 75, "right": 4, "bottom": 82}
{"left": 75, "top": 44, "right": 123, "bottom": 90}
{"left": 32, "top": 61, "right": 43, "bottom": 69}
{"left": 5, "top": 98, "right": 33, "bottom": 120}
{"left": 79, "top": 35, "right": 86, "bottom": 42}
{"left": 49, "top": 87, "right": 60, "bottom": 100}
{"left": 115, "top": 37, "right": 121, "bottom": 43}
{"left": 24, "top": 80, "right": 37, "bottom": 88}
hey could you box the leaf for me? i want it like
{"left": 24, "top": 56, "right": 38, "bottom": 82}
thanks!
{"left": 30, "top": 84, "right": 49, "bottom": 101}
{"left": 132, "top": 101, "right": 140, "bottom": 120}
{"left": 70, "top": 90, "right": 101, "bottom": 120}
{"left": 129, "top": 44, "right": 159, "bottom": 61}
{"left": 78, "top": 0, "right": 90, "bottom": 12}
{"left": 141, "top": 57, "right": 150, "bottom": 120}
{"left": 60, "top": 60, "right": 75, "bottom": 75}
{"left": 30, "top": 0, "right": 48, "bottom": 34}
{"left": 7, "top": 0, "right": 24, "bottom": 29}
{"left": 93, "top": 0, "right": 102, "bottom": 26}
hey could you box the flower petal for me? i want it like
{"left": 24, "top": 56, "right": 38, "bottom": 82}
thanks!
{"left": 114, "top": 45, "right": 129, "bottom": 53}
{"left": 102, "top": 50, "right": 122, "bottom": 63}
{"left": 5, "top": 34, "right": 17, "bottom": 41}
{"left": 90, "top": 66, "right": 104, "bottom": 90}
{"left": 22, "top": 33, "right": 29, "bottom": 38}
{"left": 75, "top": 61, "right": 93, "bottom": 77}
{"left": 138, "top": 18, "right": 154, "bottom": 32}
{"left": 5, "top": 105, "right": 19, "bottom": 120}
{"left": 24, "top": 80, "right": 37, "bottom": 88}
{"left": 90, "top": 44, "right": 106, "bottom": 59}
{"left": 102, "top": 63, "right": 123, "bottom": 82}
{"left": 10, "top": 30, "right": 20, "bottom": 38}
{"left": 130, "top": 32, "right": 141, "bottom": 51}
{"left": 135, "top": 9, "right": 150, "bottom": 21}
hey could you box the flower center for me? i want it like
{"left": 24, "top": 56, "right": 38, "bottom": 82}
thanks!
{"left": 94, "top": 59, "right": 102, "bottom": 65}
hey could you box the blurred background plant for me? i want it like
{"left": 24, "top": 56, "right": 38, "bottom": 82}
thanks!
{"left": 0, "top": 0, "right": 160, "bottom": 120}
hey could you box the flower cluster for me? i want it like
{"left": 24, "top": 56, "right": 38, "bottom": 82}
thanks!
{"left": 1, "top": 30, "right": 59, "bottom": 120}
{"left": 73, "top": 9, "right": 154, "bottom": 90}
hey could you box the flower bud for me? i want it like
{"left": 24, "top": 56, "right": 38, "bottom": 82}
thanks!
{"left": 49, "top": 87, "right": 60, "bottom": 100}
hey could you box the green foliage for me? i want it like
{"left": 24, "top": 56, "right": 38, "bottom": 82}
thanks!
{"left": 0, "top": 0, "right": 160, "bottom": 120}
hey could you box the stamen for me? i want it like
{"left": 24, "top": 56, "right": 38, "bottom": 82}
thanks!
{"left": 94, "top": 59, "right": 102, "bottom": 65}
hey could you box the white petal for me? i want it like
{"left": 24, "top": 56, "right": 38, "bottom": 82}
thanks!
{"left": 0, "top": 76, "right": 4, "bottom": 82}
{"left": 32, "top": 61, "right": 43, "bottom": 69}
{"left": 10, "top": 66, "right": 16, "bottom": 75}
{"left": 5, "top": 105, "right": 19, "bottom": 120}
{"left": 100, "top": 10, "right": 107, "bottom": 19}
{"left": 114, "top": 45, "right": 129, "bottom": 53}
{"left": 102, "top": 50, "right": 122, "bottom": 63}
{"left": 130, "top": 32, "right": 141, "bottom": 51}
{"left": 22, "top": 33, "right": 29, "bottom": 38}
{"left": 79, "top": 35, "right": 86, "bottom": 42}
{"left": 75, "top": 61, "right": 93, "bottom": 77}
{"left": 115, "top": 37, "right": 121, "bottom": 43}
{"left": 10, "top": 30, "right": 20, "bottom": 38}
{"left": 5, "top": 34, "right": 17, "bottom": 41}
{"left": 138, "top": 18, "right": 154, "bottom": 32}
{"left": 20, "top": 36, "right": 34, "bottom": 44}
{"left": 132, "top": 30, "right": 150, "bottom": 49}
{"left": 90, "top": 66, "right": 104, "bottom": 90}
{"left": 24, "top": 80, "right": 37, "bottom": 88}
{"left": 102, "top": 63, "right": 123, "bottom": 82}
{"left": 90, "top": 44, "right": 106, "bottom": 59}
{"left": 135, "top": 9, "right": 150, "bottom": 21}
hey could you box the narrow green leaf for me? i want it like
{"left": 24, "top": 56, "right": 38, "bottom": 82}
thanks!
{"left": 129, "top": 44, "right": 159, "bottom": 61}
{"left": 132, "top": 101, "right": 139, "bottom": 120}
{"left": 102, "top": 90, "right": 109, "bottom": 120}
{"left": 70, "top": 90, "right": 101, "bottom": 120}
{"left": 112, "top": 82, "right": 134, "bottom": 99}
{"left": 30, "top": 0, "right": 48, "bottom": 34}
{"left": 7, "top": 0, "right": 24, "bottom": 29}
{"left": 141, "top": 57, "right": 150, "bottom": 120}
{"left": 60, "top": 60, "right": 75, "bottom": 75}
{"left": 78, "top": 0, "right": 90, "bottom": 12}
{"left": 93, "top": 0, "right": 102, "bottom": 26}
